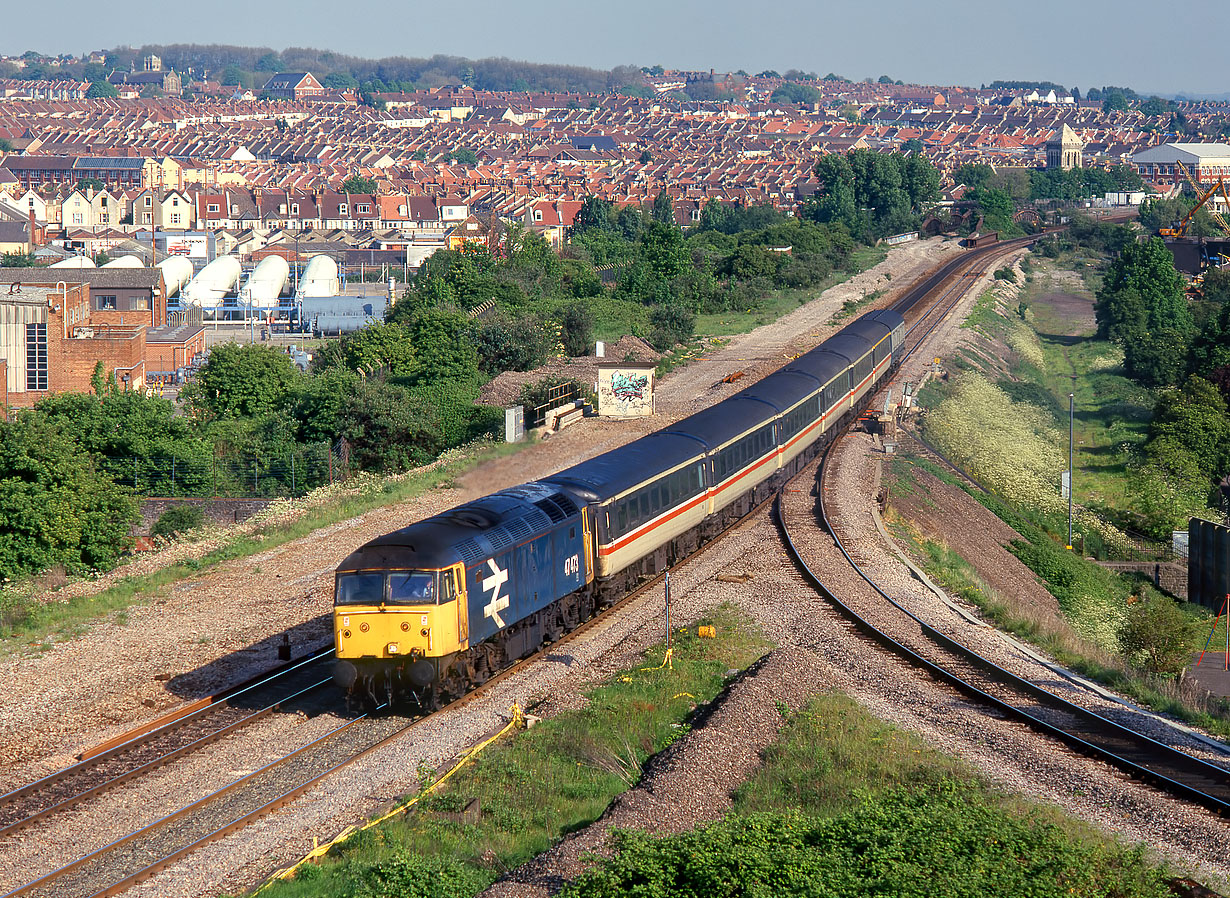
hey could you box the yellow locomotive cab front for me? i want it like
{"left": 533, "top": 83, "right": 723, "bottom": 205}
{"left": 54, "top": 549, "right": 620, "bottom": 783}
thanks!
{"left": 333, "top": 566, "right": 468, "bottom": 696}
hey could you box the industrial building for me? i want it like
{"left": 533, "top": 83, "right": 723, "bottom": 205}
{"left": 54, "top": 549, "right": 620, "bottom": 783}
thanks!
{"left": 1132, "top": 143, "right": 1230, "bottom": 186}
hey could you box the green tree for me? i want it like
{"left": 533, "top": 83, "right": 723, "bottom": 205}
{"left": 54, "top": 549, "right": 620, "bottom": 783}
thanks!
{"left": 1096, "top": 237, "right": 1191, "bottom": 339}
{"left": 1146, "top": 376, "right": 1230, "bottom": 484}
{"left": 648, "top": 302, "right": 695, "bottom": 350}
{"left": 1118, "top": 592, "right": 1200, "bottom": 676}
{"left": 255, "top": 52, "right": 283, "bottom": 72}
{"left": 404, "top": 306, "right": 480, "bottom": 385}
{"left": 86, "top": 80, "right": 118, "bottom": 99}
{"left": 1102, "top": 90, "right": 1129, "bottom": 112}
{"left": 75, "top": 177, "right": 105, "bottom": 194}
{"left": 336, "top": 380, "right": 443, "bottom": 472}
{"left": 189, "top": 343, "right": 299, "bottom": 418}
{"left": 652, "top": 190, "right": 675, "bottom": 225}
{"left": 312, "top": 321, "right": 417, "bottom": 376}
{"left": 322, "top": 71, "right": 358, "bottom": 89}
{"left": 472, "top": 312, "right": 551, "bottom": 373}
{"left": 219, "top": 65, "right": 248, "bottom": 87}
{"left": 1123, "top": 327, "right": 1190, "bottom": 388}
{"left": 971, "top": 187, "right": 1017, "bottom": 235}
{"left": 340, "top": 175, "right": 378, "bottom": 194}
{"left": 953, "top": 163, "right": 994, "bottom": 190}
{"left": 0, "top": 416, "right": 139, "bottom": 579}
{"left": 151, "top": 504, "right": 206, "bottom": 540}
{"left": 451, "top": 147, "right": 478, "bottom": 166}
{"left": 770, "top": 82, "right": 820, "bottom": 105}
{"left": 572, "top": 196, "right": 614, "bottom": 236}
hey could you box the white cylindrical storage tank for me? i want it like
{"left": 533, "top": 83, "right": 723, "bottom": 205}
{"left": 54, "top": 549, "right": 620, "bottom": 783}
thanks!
{"left": 101, "top": 254, "right": 144, "bottom": 268}
{"left": 157, "top": 256, "right": 194, "bottom": 299}
{"left": 181, "top": 256, "right": 241, "bottom": 310}
{"left": 49, "top": 256, "right": 96, "bottom": 269}
{"left": 238, "top": 255, "right": 290, "bottom": 309}
{"left": 296, "top": 255, "right": 340, "bottom": 298}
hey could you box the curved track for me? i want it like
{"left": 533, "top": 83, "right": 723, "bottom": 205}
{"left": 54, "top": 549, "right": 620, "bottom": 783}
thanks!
{"left": 775, "top": 244, "right": 1230, "bottom": 818}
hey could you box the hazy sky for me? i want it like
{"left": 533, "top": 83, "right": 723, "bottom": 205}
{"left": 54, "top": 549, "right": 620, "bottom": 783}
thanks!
{"left": 5, "top": 0, "right": 1224, "bottom": 97}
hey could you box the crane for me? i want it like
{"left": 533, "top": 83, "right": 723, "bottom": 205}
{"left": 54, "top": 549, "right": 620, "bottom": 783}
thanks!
{"left": 1156, "top": 172, "right": 1225, "bottom": 237}
{"left": 1175, "top": 160, "right": 1230, "bottom": 237}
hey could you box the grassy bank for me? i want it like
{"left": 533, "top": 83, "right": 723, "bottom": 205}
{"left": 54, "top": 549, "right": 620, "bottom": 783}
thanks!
{"left": 694, "top": 245, "right": 888, "bottom": 337}
{"left": 0, "top": 439, "right": 527, "bottom": 654}
{"left": 561, "top": 694, "right": 1185, "bottom": 898}
{"left": 884, "top": 455, "right": 1230, "bottom": 739}
{"left": 246, "top": 604, "right": 771, "bottom": 898}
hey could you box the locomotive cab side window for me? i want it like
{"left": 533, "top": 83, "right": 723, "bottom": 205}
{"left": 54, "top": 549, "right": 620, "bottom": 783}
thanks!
{"left": 336, "top": 572, "right": 385, "bottom": 605}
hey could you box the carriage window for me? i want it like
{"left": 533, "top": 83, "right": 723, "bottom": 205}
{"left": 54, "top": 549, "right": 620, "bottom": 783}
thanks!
{"left": 335, "top": 573, "right": 385, "bottom": 605}
{"left": 440, "top": 570, "right": 456, "bottom": 600}
{"left": 389, "top": 571, "right": 437, "bottom": 604}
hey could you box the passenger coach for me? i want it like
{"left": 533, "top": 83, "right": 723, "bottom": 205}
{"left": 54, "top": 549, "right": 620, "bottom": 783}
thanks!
{"left": 333, "top": 309, "right": 905, "bottom": 706}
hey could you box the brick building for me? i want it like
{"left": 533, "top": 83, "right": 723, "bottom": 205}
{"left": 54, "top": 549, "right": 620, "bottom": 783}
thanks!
{"left": 0, "top": 282, "right": 147, "bottom": 413}
{"left": 0, "top": 268, "right": 168, "bottom": 329}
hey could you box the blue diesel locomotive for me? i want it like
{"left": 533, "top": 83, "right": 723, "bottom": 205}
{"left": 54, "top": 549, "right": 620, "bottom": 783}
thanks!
{"left": 333, "top": 309, "right": 906, "bottom": 706}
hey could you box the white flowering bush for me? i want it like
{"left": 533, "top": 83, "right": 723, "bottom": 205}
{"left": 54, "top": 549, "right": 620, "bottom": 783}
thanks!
{"left": 922, "top": 371, "right": 1131, "bottom": 560}
{"left": 924, "top": 372, "right": 1066, "bottom": 510}
{"left": 1086, "top": 349, "right": 1124, "bottom": 373}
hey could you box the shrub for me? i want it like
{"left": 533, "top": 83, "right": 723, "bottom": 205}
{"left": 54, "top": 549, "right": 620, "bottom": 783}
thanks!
{"left": 151, "top": 504, "right": 206, "bottom": 540}
{"left": 1118, "top": 591, "right": 1201, "bottom": 676}
{"left": 647, "top": 302, "right": 696, "bottom": 351}
{"left": 559, "top": 302, "right": 595, "bottom": 356}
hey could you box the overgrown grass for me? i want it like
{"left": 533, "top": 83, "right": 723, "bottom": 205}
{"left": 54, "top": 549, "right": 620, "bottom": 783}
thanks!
{"left": 562, "top": 694, "right": 1182, "bottom": 898}
{"left": 694, "top": 245, "right": 887, "bottom": 337}
{"left": 0, "top": 440, "right": 528, "bottom": 653}
{"left": 246, "top": 604, "right": 771, "bottom": 898}
{"left": 1021, "top": 265, "right": 1160, "bottom": 529}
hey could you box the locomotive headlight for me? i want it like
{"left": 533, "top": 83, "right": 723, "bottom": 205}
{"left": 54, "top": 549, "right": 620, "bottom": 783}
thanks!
{"left": 420, "top": 628, "right": 429, "bottom": 637}
{"left": 359, "top": 622, "right": 370, "bottom": 633}
{"left": 387, "top": 643, "right": 399, "bottom": 654}
{"left": 400, "top": 621, "right": 410, "bottom": 632}
{"left": 342, "top": 629, "right": 351, "bottom": 639}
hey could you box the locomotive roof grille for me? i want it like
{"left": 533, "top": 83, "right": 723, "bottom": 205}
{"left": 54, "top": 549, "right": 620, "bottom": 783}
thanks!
{"left": 457, "top": 538, "right": 486, "bottom": 564}
{"left": 486, "top": 527, "right": 513, "bottom": 552}
{"left": 534, "top": 497, "right": 567, "bottom": 523}
{"left": 552, "top": 492, "right": 579, "bottom": 516}
{"left": 504, "top": 516, "right": 534, "bottom": 541}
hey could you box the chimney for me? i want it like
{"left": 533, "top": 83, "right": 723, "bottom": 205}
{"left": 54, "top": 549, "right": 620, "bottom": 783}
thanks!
{"left": 28, "top": 207, "right": 40, "bottom": 247}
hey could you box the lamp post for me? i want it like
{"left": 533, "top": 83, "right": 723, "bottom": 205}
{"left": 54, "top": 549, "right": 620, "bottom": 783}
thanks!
{"left": 1068, "top": 392, "right": 1074, "bottom": 551}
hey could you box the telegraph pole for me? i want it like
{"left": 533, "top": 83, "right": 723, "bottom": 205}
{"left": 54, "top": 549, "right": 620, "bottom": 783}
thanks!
{"left": 1067, "top": 392, "right": 1074, "bottom": 551}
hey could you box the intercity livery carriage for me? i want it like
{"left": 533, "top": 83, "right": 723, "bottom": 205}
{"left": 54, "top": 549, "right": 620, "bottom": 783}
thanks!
{"left": 333, "top": 309, "right": 905, "bottom": 706}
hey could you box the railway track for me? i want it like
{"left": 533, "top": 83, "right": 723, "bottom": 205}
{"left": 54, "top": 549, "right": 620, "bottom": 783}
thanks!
{"left": 773, "top": 247, "right": 1230, "bottom": 818}
{"left": 1, "top": 480, "right": 777, "bottom": 898}
{"left": 0, "top": 647, "right": 337, "bottom": 843}
{"left": 777, "top": 452, "right": 1230, "bottom": 815}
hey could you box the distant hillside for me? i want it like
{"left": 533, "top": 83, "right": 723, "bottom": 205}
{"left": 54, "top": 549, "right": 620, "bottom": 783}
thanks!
{"left": 98, "top": 44, "right": 644, "bottom": 94}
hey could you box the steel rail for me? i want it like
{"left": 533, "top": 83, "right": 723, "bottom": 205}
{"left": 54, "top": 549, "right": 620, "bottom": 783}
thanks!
{"left": 0, "top": 649, "right": 335, "bottom": 840}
